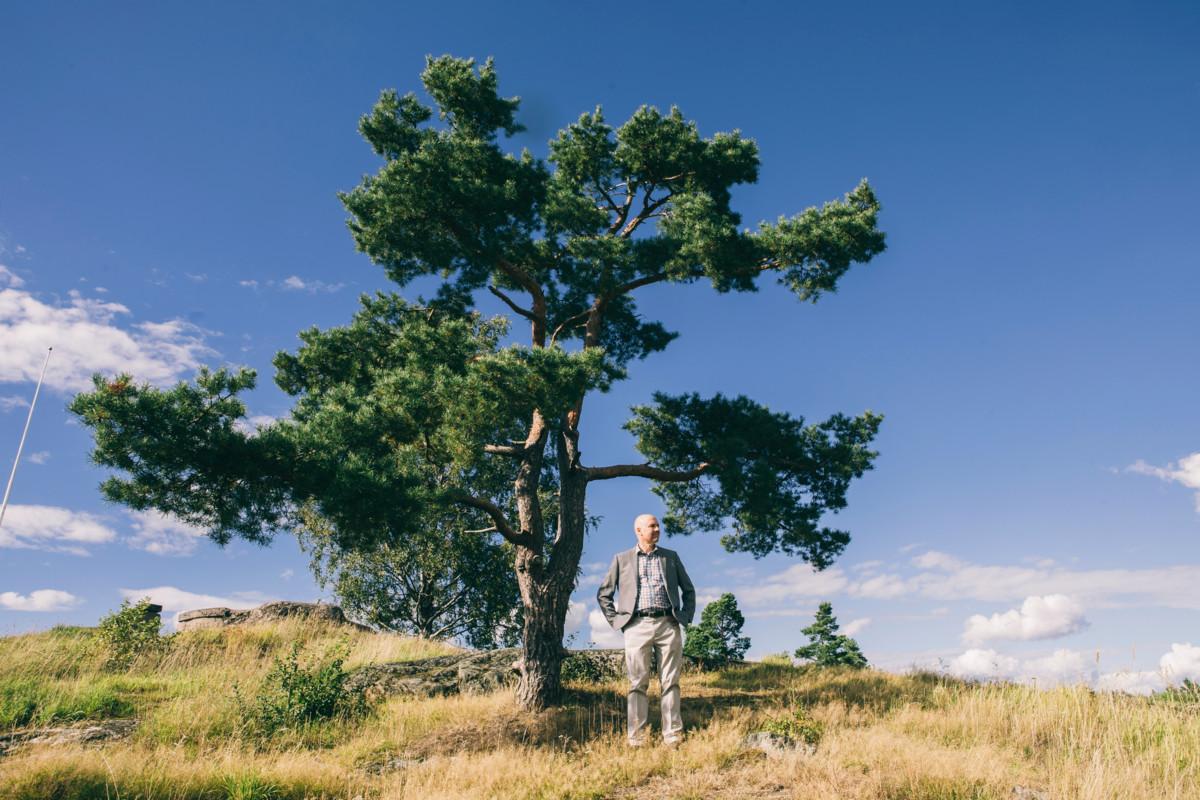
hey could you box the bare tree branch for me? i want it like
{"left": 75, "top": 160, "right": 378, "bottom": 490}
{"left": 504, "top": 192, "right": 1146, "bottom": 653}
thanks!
{"left": 488, "top": 285, "right": 540, "bottom": 323}
{"left": 448, "top": 491, "right": 534, "bottom": 548}
{"left": 484, "top": 442, "right": 526, "bottom": 457}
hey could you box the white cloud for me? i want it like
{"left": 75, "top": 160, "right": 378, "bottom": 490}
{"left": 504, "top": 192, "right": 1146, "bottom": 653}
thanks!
{"left": 281, "top": 275, "right": 345, "bottom": 294}
{"left": 565, "top": 600, "right": 587, "bottom": 636}
{"left": 732, "top": 564, "right": 849, "bottom": 607}
{"left": 1129, "top": 454, "right": 1200, "bottom": 512}
{"left": 0, "top": 264, "right": 25, "bottom": 288}
{"left": 1021, "top": 649, "right": 1098, "bottom": 687}
{"left": 0, "top": 394, "right": 29, "bottom": 412}
{"left": 1096, "top": 669, "right": 1165, "bottom": 695}
{"left": 851, "top": 560, "right": 884, "bottom": 573}
{"left": 948, "top": 648, "right": 1019, "bottom": 681}
{"left": 0, "top": 504, "right": 118, "bottom": 555}
{"left": 280, "top": 569, "right": 294, "bottom": 580}
{"left": 27, "top": 450, "right": 50, "bottom": 465}
{"left": 843, "top": 617, "right": 871, "bottom": 636}
{"left": 125, "top": 509, "right": 208, "bottom": 556}
{"left": 1159, "top": 643, "right": 1200, "bottom": 683}
{"left": 0, "top": 589, "right": 81, "bottom": 611}
{"left": 238, "top": 280, "right": 259, "bottom": 289}
{"left": 850, "top": 573, "right": 910, "bottom": 599}
{"left": 0, "top": 287, "right": 219, "bottom": 393}
{"left": 963, "top": 595, "right": 1089, "bottom": 644}
{"left": 184, "top": 273, "right": 208, "bottom": 283}
{"left": 588, "top": 608, "right": 624, "bottom": 648}
{"left": 911, "top": 550, "right": 966, "bottom": 571}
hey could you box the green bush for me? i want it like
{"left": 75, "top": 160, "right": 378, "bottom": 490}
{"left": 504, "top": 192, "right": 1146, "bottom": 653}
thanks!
{"left": 96, "top": 597, "right": 170, "bottom": 671}
{"left": 234, "top": 642, "right": 367, "bottom": 738}
{"left": 683, "top": 593, "right": 751, "bottom": 670}
{"left": 761, "top": 706, "right": 824, "bottom": 746}
{"left": 560, "top": 650, "right": 623, "bottom": 684}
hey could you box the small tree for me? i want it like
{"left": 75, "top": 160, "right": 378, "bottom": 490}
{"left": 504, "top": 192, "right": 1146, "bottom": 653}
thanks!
{"left": 683, "top": 593, "right": 751, "bottom": 669}
{"left": 96, "top": 597, "right": 169, "bottom": 670}
{"left": 794, "top": 602, "right": 867, "bottom": 668}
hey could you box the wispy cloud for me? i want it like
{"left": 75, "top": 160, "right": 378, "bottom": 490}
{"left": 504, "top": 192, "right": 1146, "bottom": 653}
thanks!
{"left": 238, "top": 276, "right": 345, "bottom": 294}
{"left": 963, "top": 594, "right": 1089, "bottom": 644}
{"left": 0, "top": 504, "right": 118, "bottom": 555}
{"left": 1128, "top": 453, "right": 1200, "bottom": 512}
{"left": 0, "top": 265, "right": 26, "bottom": 288}
{"left": 125, "top": 509, "right": 208, "bottom": 556}
{"left": 0, "top": 286, "right": 218, "bottom": 393}
{"left": 27, "top": 450, "right": 49, "bottom": 465}
{"left": 0, "top": 395, "right": 29, "bottom": 412}
{"left": 843, "top": 617, "right": 872, "bottom": 636}
{"left": 0, "top": 589, "right": 81, "bottom": 611}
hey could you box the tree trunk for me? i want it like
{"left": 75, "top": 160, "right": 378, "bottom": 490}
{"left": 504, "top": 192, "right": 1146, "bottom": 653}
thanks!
{"left": 514, "top": 431, "right": 589, "bottom": 710}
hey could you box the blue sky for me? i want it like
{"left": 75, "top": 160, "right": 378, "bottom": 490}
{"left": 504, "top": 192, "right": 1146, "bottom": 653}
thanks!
{"left": 2, "top": 1, "right": 1198, "bottom": 692}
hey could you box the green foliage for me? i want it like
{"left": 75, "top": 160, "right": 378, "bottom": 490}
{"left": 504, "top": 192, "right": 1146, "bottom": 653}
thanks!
{"left": 760, "top": 706, "right": 824, "bottom": 746}
{"left": 795, "top": 602, "right": 868, "bottom": 668}
{"left": 1156, "top": 678, "right": 1200, "bottom": 705}
{"left": 683, "top": 593, "right": 751, "bottom": 670}
{"left": 234, "top": 642, "right": 367, "bottom": 739}
{"left": 560, "top": 650, "right": 623, "bottom": 684}
{"left": 627, "top": 394, "right": 882, "bottom": 566}
{"left": 0, "top": 677, "right": 136, "bottom": 727}
{"left": 96, "top": 597, "right": 170, "bottom": 671}
{"left": 299, "top": 503, "right": 521, "bottom": 649}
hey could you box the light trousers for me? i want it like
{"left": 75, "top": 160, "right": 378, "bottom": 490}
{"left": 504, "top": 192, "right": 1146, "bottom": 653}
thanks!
{"left": 623, "top": 614, "right": 683, "bottom": 743}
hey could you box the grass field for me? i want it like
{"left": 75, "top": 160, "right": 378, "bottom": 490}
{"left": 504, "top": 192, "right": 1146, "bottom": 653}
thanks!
{"left": 0, "top": 619, "right": 1197, "bottom": 799}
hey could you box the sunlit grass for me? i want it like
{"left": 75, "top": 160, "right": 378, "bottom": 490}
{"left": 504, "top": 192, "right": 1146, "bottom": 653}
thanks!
{"left": 1, "top": 620, "right": 1197, "bottom": 799}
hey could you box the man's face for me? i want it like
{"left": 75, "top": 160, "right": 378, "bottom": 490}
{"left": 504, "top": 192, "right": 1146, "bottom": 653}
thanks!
{"left": 635, "top": 515, "right": 661, "bottom": 551}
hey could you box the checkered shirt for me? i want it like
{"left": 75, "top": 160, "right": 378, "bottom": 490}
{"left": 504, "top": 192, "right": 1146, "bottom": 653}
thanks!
{"left": 634, "top": 548, "right": 671, "bottom": 612}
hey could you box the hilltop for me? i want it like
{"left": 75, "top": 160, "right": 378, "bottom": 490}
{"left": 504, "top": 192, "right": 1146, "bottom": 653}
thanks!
{"left": 0, "top": 618, "right": 1196, "bottom": 799}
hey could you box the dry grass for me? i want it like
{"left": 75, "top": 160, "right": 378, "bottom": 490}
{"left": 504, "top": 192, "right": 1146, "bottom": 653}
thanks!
{"left": 1, "top": 622, "right": 1197, "bottom": 799}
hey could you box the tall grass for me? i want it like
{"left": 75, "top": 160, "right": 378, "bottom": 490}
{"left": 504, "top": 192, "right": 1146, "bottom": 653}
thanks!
{"left": 1, "top": 621, "right": 1196, "bottom": 799}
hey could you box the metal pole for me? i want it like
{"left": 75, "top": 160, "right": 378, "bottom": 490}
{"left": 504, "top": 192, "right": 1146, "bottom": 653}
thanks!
{"left": 0, "top": 346, "right": 53, "bottom": 531}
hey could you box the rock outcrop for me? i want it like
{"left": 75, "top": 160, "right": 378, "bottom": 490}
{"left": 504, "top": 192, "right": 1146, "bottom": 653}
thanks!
{"left": 176, "top": 601, "right": 372, "bottom": 632}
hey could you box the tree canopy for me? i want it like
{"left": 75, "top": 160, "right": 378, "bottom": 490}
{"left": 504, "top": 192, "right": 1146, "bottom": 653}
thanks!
{"left": 683, "top": 592, "right": 752, "bottom": 669}
{"left": 69, "top": 55, "right": 886, "bottom": 708}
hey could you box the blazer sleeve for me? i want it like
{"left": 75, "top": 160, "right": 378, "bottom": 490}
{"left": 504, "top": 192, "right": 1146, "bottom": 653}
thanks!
{"left": 596, "top": 554, "right": 621, "bottom": 625}
{"left": 675, "top": 553, "right": 696, "bottom": 624}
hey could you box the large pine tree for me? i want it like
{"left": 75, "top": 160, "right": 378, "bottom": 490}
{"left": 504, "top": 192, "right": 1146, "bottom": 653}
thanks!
{"left": 70, "top": 56, "right": 886, "bottom": 710}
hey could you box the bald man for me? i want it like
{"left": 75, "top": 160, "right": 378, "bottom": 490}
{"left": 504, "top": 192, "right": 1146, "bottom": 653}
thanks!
{"left": 596, "top": 513, "right": 696, "bottom": 747}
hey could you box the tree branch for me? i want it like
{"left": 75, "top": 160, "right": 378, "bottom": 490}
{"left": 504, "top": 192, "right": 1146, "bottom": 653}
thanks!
{"left": 488, "top": 285, "right": 540, "bottom": 323}
{"left": 584, "top": 462, "right": 711, "bottom": 482}
{"left": 448, "top": 491, "right": 534, "bottom": 548}
{"left": 484, "top": 442, "right": 526, "bottom": 457}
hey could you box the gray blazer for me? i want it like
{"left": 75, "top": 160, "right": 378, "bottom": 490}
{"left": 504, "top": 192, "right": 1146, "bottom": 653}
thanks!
{"left": 596, "top": 546, "right": 696, "bottom": 631}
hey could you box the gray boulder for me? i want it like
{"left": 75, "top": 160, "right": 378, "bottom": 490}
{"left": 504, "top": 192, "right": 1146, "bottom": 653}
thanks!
{"left": 176, "top": 601, "right": 372, "bottom": 632}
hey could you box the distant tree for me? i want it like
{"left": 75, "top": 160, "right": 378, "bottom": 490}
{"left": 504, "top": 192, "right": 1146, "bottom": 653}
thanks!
{"left": 794, "top": 602, "right": 867, "bottom": 668}
{"left": 297, "top": 504, "right": 521, "bottom": 649}
{"left": 684, "top": 592, "right": 751, "bottom": 669}
{"left": 68, "top": 56, "right": 885, "bottom": 710}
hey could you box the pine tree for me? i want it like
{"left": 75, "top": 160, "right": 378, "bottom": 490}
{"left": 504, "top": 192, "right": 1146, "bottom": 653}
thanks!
{"left": 69, "top": 56, "right": 885, "bottom": 710}
{"left": 683, "top": 593, "right": 751, "bottom": 669}
{"left": 794, "top": 602, "right": 868, "bottom": 668}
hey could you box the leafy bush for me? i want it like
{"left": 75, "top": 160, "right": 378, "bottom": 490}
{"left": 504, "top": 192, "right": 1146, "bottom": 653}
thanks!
{"left": 1156, "top": 678, "right": 1200, "bottom": 705}
{"left": 560, "top": 650, "right": 623, "bottom": 684}
{"left": 683, "top": 593, "right": 751, "bottom": 670}
{"left": 761, "top": 706, "right": 824, "bottom": 746}
{"left": 234, "top": 642, "right": 367, "bottom": 737}
{"left": 96, "top": 597, "right": 170, "bottom": 670}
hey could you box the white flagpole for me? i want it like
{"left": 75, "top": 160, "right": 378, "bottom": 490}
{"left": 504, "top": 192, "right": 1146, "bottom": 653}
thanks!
{"left": 0, "top": 346, "right": 53, "bottom": 531}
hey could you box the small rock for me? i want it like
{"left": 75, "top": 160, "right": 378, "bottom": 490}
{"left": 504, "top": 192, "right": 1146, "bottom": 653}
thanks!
{"left": 741, "top": 731, "right": 816, "bottom": 758}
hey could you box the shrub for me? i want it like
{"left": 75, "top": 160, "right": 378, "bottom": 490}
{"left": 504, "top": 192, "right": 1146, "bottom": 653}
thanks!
{"left": 761, "top": 706, "right": 824, "bottom": 746}
{"left": 234, "top": 641, "right": 367, "bottom": 737}
{"left": 96, "top": 597, "right": 170, "bottom": 670}
{"left": 560, "top": 650, "right": 623, "bottom": 684}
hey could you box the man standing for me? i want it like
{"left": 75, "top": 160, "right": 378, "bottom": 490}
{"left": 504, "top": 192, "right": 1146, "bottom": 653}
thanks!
{"left": 596, "top": 513, "right": 696, "bottom": 747}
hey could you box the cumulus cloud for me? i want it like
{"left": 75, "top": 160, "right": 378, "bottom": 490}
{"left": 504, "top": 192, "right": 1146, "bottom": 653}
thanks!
{"left": 948, "top": 648, "right": 1019, "bottom": 681}
{"left": 849, "top": 573, "right": 910, "bottom": 599}
{"left": 843, "top": 617, "right": 871, "bottom": 636}
{"left": 729, "top": 564, "right": 849, "bottom": 607}
{"left": 0, "top": 589, "right": 81, "bottom": 611}
{"left": 588, "top": 608, "right": 624, "bottom": 648}
{"left": 1128, "top": 453, "right": 1200, "bottom": 512}
{"left": 963, "top": 595, "right": 1089, "bottom": 644}
{"left": 1160, "top": 643, "right": 1200, "bottom": 683}
{"left": 125, "top": 509, "right": 209, "bottom": 556}
{"left": 232, "top": 414, "right": 280, "bottom": 436}
{"left": 0, "top": 287, "right": 218, "bottom": 393}
{"left": 565, "top": 600, "right": 587, "bottom": 636}
{"left": 0, "top": 504, "right": 118, "bottom": 555}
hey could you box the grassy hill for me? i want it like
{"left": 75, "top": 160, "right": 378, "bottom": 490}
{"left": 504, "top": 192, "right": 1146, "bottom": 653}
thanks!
{"left": 0, "top": 619, "right": 1196, "bottom": 799}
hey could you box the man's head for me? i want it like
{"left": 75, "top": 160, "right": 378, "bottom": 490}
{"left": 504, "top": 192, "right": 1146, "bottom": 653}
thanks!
{"left": 634, "top": 514, "right": 661, "bottom": 552}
